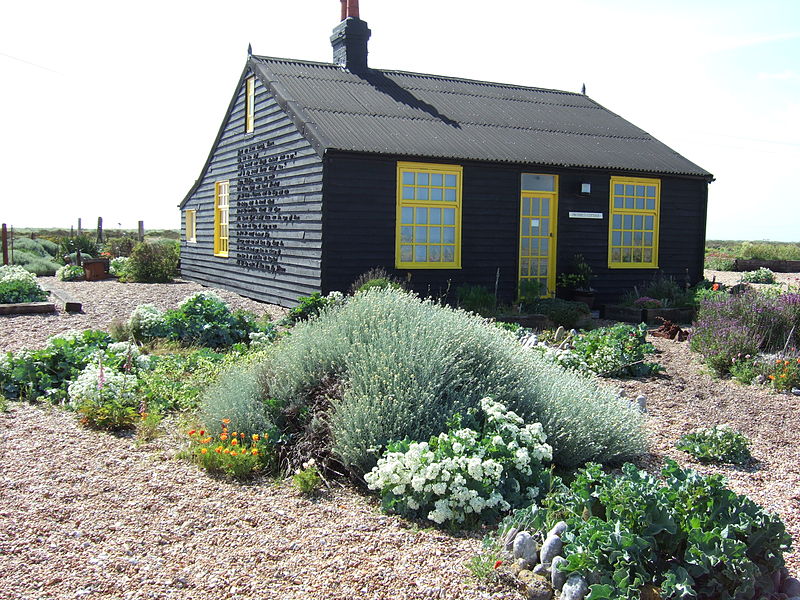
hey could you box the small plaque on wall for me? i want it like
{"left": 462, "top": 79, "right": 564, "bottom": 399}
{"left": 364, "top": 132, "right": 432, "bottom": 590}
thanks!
{"left": 569, "top": 212, "right": 603, "bottom": 219}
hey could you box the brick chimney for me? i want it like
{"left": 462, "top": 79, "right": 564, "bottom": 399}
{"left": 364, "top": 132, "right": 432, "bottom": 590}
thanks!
{"left": 331, "top": 0, "right": 371, "bottom": 73}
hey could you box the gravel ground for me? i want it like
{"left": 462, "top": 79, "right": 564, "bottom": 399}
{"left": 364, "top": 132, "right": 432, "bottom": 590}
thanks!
{"left": 0, "top": 273, "right": 797, "bottom": 598}
{"left": 0, "top": 277, "right": 286, "bottom": 354}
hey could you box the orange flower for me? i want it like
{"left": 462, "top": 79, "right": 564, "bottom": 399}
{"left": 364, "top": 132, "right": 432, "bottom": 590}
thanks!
{"left": 215, "top": 446, "right": 223, "bottom": 454}
{"left": 223, "top": 449, "right": 230, "bottom": 454}
{"left": 200, "top": 448, "right": 208, "bottom": 454}
{"left": 712, "top": 283, "right": 720, "bottom": 291}
{"left": 140, "top": 413, "right": 149, "bottom": 419}
{"left": 188, "top": 429, "right": 196, "bottom": 435}
{"left": 768, "top": 375, "right": 776, "bottom": 380}
{"left": 252, "top": 434, "right": 260, "bottom": 442}
{"left": 231, "top": 451, "right": 238, "bottom": 457}
{"left": 251, "top": 449, "right": 259, "bottom": 456}
{"left": 199, "top": 430, "right": 205, "bottom": 436}
{"left": 222, "top": 418, "right": 231, "bottom": 425}
{"left": 231, "top": 439, "right": 238, "bottom": 446}
{"left": 240, "top": 432, "right": 245, "bottom": 439}
{"left": 231, "top": 432, "right": 238, "bottom": 437}
{"left": 220, "top": 433, "right": 228, "bottom": 441}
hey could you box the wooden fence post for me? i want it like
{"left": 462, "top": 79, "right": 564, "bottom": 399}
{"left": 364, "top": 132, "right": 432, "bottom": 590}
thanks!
{"left": 78, "top": 218, "right": 82, "bottom": 236}
{"left": 96, "top": 217, "right": 104, "bottom": 244}
{"left": 1, "top": 224, "right": 8, "bottom": 266}
{"left": 138, "top": 221, "right": 144, "bottom": 242}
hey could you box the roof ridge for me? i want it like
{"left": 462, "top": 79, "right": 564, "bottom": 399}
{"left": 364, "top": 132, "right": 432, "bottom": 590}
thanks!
{"left": 251, "top": 54, "right": 585, "bottom": 98}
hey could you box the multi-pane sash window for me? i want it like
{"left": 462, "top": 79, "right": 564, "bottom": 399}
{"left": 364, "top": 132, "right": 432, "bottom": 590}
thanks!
{"left": 185, "top": 209, "right": 196, "bottom": 243}
{"left": 245, "top": 76, "right": 255, "bottom": 134}
{"left": 608, "top": 176, "right": 660, "bottom": 268}
{"left": 214, "top": 181, "right": 229, "bottom": 257}
{"left": 396, "top": 162, "right": 462, "bottom": 269}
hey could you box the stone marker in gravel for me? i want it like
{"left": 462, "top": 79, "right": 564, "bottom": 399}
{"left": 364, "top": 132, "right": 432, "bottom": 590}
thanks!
{"left": 551, "top": 555, "right": 568, "bottom": 591}
{"left": 539, "top": 534, "right": 562, "bottom": 567}
{"left": 548, "top": 521, "right": 567, "bottom": 538}
{"left": 561, "top": 574, "right": 589, "bottom": 600}
{"left": 503, "top": 526, "right": 520, "bottom": 551}
{"left": 513, "top": 531, "right": 538, "bottom": 568}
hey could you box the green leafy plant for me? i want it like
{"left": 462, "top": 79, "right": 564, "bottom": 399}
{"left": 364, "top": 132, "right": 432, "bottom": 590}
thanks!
{"left": 0, "top": 265, "right": 48, "bottom": 303}
{"left": 557, "top": 254, "right": 594, "bottom": 291}
{"left": 348, "top": 267, "right": 406, "bottom": 295}
{"left": 56, "top": 265, "right": 85, "bottom": 281}
{"left": 520, "top": 297, "right": 590, "bottom": 329}
{"left": 292, "top": 459, "right": 323, "bottom": 494}
{"left": 135, "top": 409, "right": 163, "bottom": 443}
{"left": 162, "top": 292, "right": 257, "bottom": 348}
{"left": 137, "top": 348, "right": 227, "bottom": 412}
{"left": 495, "top": 460, "right": 791, "bottom": 600}
{"left": 675, "top": 425, "right": 752, "bottom": 464}
{"left": 728, "top": 354, "right": 763, "bottom": 384}
{"left": 109, "top": 256, "right": 131, "bottom": 277}
{"left": 58, "top": 235, "right": 99, "bottom": 260}
{"left": 282, "top": 292, "right": 330, "bottom": 325}
{"left": 741, "top": 267, "right": 776, "bottom": 284}
{"left": 563, "top": 323, "right": 661, "bottom": 378}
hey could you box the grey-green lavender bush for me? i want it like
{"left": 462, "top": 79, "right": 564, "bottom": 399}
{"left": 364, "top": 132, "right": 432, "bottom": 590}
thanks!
{"left": 263, "top": 287, "right": 646, "bottom": 474}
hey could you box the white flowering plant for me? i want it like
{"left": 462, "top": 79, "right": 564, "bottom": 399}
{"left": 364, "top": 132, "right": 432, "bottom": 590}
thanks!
{"left": 675, "top": 424, "right": 752, "bottom": 465}
{"left": 365, "top": 397, "right": 552, "bottom": 527}
{"left": 68, "top": 357, "right": 140, "bottom": 430}
{"left": 128, "top": 303, "right": 169, "bottom": 339}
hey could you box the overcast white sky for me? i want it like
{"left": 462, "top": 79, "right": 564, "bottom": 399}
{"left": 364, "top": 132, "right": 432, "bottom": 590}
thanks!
{"left": 2, "top": 0, "right": 798, "bottom": 241}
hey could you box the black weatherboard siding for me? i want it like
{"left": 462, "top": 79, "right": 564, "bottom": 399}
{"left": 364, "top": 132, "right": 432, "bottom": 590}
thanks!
{"left": 180, "top": 69, "right": 324, "bottom": 306}
{"left": 179, "top": 13, "right": 711, "bottom": 307}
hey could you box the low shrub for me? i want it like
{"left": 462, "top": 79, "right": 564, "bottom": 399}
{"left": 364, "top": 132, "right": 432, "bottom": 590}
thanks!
{"left": 691, "top": 290, "right": 800, "bottom": 375}
{"left": 264, "top": 288, "right": 647, "bottom": 474}
{"left": 282, "top": 292, "right": 331, "bottom": 325}
{"left": 0, "top": 265, "right": 48, "bottom": 304}
{"left": 738, "top": 241, "right": 800, "bottom": 261}
{"left": 521, "top": 297, "right": 590, "bottom": 329}
{"left": 12, "top": 238, "right": 48, "bottom": 257}
{"left": 56, "top": 265, "right": 85, "bottom": 281}
{"left": 704, "top": 255, "right": 736, "bottom": 270}
{"left": 185, "top": 422, "right": 275, "bottom": 478}
{"left": 365, "top": 398, "right": 552, "bottom": 526}
{"left": 128, "top": 304, "right": 169, "bottom": 340}
{"left": 58, "top": 235, "right": 99, "bottom": 259}
{"left": 198, "top": 362, "right": 271, "bottom": 438}
{"left": 16, "top": 256, "right": 60, "bottom": 276}
{"left": 104, "top": 236, "right": 137, "bottom": 258}
{"left": 728, "top": 354, "right": 762, "bottom": 385}
{"left": 456, "top": 284, "right": 496, "bottom": 316}
{"left": 675, "top": 425, "right": 752, "bottom": 464}
{"left": 348, "top": 267, "right": 406, "bottom": 295}
{"left": 741, "top": 267, "right": 776, "bottom": 284}
{"left": 292, "top": 458, "right": 323, "bottom": 494}
{"left": 122, "top": 240, "right": 179, "bottom": 283}
{"left": 38, "top": 238, "right": 59, "bottom": 258}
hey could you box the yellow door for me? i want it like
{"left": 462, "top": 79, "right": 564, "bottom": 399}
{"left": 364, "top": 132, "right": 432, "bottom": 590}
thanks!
{"left": 519, "top": 174, "right": 558, "bottom": 297}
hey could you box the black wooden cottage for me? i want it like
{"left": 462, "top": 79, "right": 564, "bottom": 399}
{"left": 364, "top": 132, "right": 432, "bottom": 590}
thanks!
{"left": 179, "top": 5, "right": 713, "bottom": 308}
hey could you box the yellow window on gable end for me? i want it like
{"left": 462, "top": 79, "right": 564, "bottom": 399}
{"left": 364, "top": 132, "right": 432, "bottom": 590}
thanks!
{"left": 245, "top": 76, "right": 255, "bottom": 134}
{"left": 185, "top": 209, "right": 196, "bottom": 243}
{"left": 395, "top": 162, "right": 462, "bottom": 269}
{"left": 214, "top": 181, "right": 229, "bottom": 257}
{"left": 608, "top": 176, "right": 660, "bottom": 268}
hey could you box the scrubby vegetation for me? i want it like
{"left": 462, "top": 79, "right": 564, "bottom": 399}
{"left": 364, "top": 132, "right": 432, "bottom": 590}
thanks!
{"left": 0, "top": 265, "right": 49, "bottom": 304}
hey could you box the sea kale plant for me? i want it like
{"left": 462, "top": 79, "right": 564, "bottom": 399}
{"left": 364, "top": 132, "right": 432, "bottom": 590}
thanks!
{"left": 486, "top": 461, "right": 791, "bottom": 600}
{"left": 365, "top": 398, "right": 552, "bottom": 526}
{"left": 675, "top": 425, "right": 752, "bottom": 465}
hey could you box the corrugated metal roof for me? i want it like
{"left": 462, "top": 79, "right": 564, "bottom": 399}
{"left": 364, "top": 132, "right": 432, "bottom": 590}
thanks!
{"left": 251, "top": 57, "right": 712, "bottom": 178}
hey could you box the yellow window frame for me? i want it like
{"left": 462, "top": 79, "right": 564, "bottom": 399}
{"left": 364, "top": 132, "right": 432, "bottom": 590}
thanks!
{"left": 185, "top": 209, "right": 196, "bottom": 243}
{"left": 608, "top": 176, "right": 660, "bottom": 269}
{"left": 214, "top": 181, "right": 229, "bottom": 257}
{"left": 245, "top": 76, "right": 255, "bottom": 134}
{"left": 395, "top": 161, "right": 462, "bottom": 269}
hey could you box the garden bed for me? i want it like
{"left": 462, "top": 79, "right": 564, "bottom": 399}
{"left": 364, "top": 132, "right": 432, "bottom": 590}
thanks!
{"left": 733, "top": 258, "right": 800, "bottom": 273}
{"left": 0, "top": 301, "right": 56, "bottom": 315}
{"left": 0, "top": 279, "right": 798, "bottom": 599}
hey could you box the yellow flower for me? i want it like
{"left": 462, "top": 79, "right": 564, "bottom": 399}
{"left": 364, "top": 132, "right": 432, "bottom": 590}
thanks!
{"left": 251, "top": 449, "right": 259, "bottom": 456}
{"left": 252, "top": 434, "right": 260, "bottom": 442}
{"left": 222, "top": 418, "right": 231, "bottom": 425}
{"left": 200, "top": 448, "right": 208, "bottom": 454}
{"left": 230, "top": 451, "right": 238, "bottom": 457}
{"left": 231, "top": 439, "right": 238, "bottom": 446}
{"left": 220, "top": 433, "right": 228, "bottom": 441}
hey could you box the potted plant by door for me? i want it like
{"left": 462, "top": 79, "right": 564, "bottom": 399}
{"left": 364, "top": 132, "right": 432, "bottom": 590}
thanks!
{"left": 556, "top": 254, "right": 596, "bottom": 308}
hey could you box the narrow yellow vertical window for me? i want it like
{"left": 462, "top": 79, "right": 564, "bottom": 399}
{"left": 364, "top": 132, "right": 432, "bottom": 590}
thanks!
{"left": 214, "top": 181, "right": 229, "bottom": 257}
{"left": 608, "top": 176, "right": 660, "bottom": 268}
{"left": 245, "top": 76, "right": 255, "bottom": 134}
{"left": 395, "top": 162, "right": 462, "bottom": 269}
{"left": 185, "top": 209, "right": 196, "bottom": 243}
